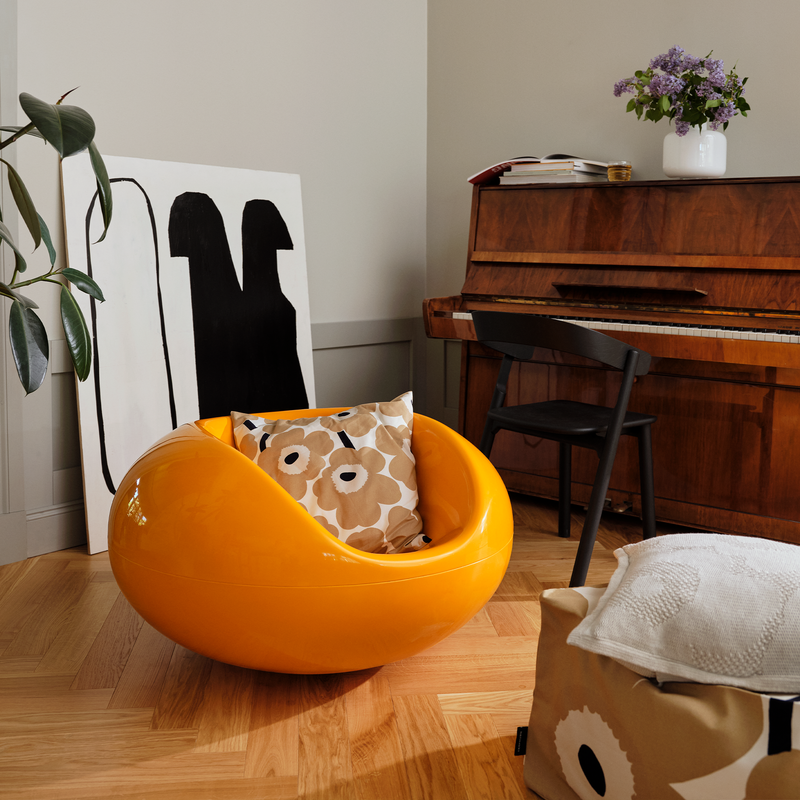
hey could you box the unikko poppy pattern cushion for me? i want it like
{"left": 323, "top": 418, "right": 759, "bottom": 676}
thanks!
{"left": 231, "top": 392, "right": 428, "bottom": 554}
{"left": 524, "top": 587, "right": 800, "bottom": 800}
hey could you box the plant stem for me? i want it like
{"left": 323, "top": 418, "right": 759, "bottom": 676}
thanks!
{"left": 0, "top": 122, "right": 36, "bottom": 151}
{"left": 10, "top": 270, "right": 61, "bottom": 290}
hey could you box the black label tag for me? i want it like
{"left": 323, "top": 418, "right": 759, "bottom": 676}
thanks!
{"left": 514, "top": 726, "right": 528, "bottom": 756}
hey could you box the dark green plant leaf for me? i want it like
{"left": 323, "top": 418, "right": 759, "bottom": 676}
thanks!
{"left": 0, "top": 218, "right": 27, "bottom": 273}
{"left": 9, "top": 300, "right": 48, "bottom": 393}
{"left": 0, "top": 157, "right": 41, "bottom": 248}
{"left": 38, "top": 214, "right": 56, "bottom": 267}
{"left": 19, "top": 92, "right": 96, "bottom": 158}
{"left": 0, "top": 125, "right": 45, "bottom": 140}
{"left": 626, "top": 98, "right": 636, "bottom": 113}
{"left": 659, "top": 95, "right": 670, "bottom": 113}
{"left": 62, "top": 268, "right": 104, "bottom": 302}
{"left": 0, "top": 281, "right": 38, "bottom": 308}
{"left": 88, "top": 141, "right": 112, "bottom": 242}
{"left": 59, "top": 285, "right": 91, "bottom": 380}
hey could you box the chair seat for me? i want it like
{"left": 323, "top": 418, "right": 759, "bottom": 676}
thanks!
{"left": 488, "top": 400, "right": 658, "bottom": 436}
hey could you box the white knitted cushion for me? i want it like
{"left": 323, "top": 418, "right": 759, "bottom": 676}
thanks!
{"left": 567, "top": 533, "right": 800, "bottom": 691}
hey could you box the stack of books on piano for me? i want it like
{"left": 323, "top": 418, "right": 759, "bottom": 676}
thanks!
{"left": 469, "top": 155, "right": 608, "bottom": 185}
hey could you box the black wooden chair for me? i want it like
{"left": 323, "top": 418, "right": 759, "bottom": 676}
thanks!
{"left": 472, "top": 310, "right": 657, "bottom": 587}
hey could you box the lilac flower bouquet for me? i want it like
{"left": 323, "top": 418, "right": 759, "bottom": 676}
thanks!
{"left": 614, "top": 46, "right": 750, "bottom": 136}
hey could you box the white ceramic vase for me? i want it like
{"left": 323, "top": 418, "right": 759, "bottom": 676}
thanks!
{"left": 663, "top": 125, "right": 727, "bottom": 179}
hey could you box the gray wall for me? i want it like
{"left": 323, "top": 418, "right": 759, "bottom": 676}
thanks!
{"left": 0, "top": 0, "right": 428, "bottom": 563}
{"left": 2, "top": 0, "right": 799, "bottom": 563}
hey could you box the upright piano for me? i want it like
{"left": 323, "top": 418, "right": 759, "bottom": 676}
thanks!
{"left": 424, "top": 176, "right": 800, "bottom": 545}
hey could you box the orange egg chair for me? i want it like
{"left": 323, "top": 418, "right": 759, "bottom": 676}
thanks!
{"left": 108, "top": 409, "right": 513, "bottom": 674}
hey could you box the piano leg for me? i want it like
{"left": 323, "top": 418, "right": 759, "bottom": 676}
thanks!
{"left": 558, "top": 442, "right": 572, "bottom": 538}
{"left": 638, "top": 425, "right": 657, "bottom": 540}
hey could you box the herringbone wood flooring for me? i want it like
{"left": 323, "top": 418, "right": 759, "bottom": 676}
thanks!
{"left": 0, "top": 493, "right": 677, "bottom": 799}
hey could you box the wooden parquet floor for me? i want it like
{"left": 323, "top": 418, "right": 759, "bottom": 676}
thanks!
{"left": 0, "top": 493, "right": 674, "bottom": 800}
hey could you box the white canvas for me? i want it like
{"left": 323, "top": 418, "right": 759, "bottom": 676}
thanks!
{"left": 62, "top": 155, "right": 315, "bottom": 554}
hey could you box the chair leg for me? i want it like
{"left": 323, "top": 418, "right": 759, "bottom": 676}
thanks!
{"left": 558, "top": 442, "right": 572, "bottom": 538}
{"left": 638, "top": 424, "right": 657, "bottom": 540}
{"left": 479, "top": 420, "right": 497, "bottom": 458}
{"left": 569, "top": 443, "right": 618, "bottom": 588}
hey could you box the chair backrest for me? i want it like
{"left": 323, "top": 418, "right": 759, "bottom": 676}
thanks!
{"left": 472, "top": 310, "right": 652, "bottom": 376}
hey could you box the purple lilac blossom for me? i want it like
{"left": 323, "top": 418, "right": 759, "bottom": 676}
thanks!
{"left": 711, "top": 102, "right": 737, "bottom": 128}
{"left": 649, "top": 73, "right": 686, "bottom": 97}
{"left": 696, "top": 80, "right": 722, "bottom": 100}
{"left": 650, "top": 46, "right": 702, "bottom": 76}
{"left": 704, "top": 58, "right": 726, "bottom": 86}
{"left": 613, "top": 79, "right": 636, "bottom": 97}
{"left": 675, "top": 120, "right": 691, "bottom": 136}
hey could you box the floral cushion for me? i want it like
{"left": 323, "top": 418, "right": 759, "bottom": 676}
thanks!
{"left": 231, "top": 392, "right": 428, "bottom": 554}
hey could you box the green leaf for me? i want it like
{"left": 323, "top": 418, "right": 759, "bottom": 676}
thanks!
{"left": 19, "top": 92, "right": 96, "bottom": 158}
{"left": 8, "top": 300, "right": 48, "bottom": 393}
{"left": 626, "top": 98, "right": 636, "bottom": 113}
{"left": 659, "top": 95, "right": 671, "bottom": 113}
{"left": 38, "top": 214, "right": 56, "bottom": 267}
{"left": 0, "top": 281, "right": 38, "bottom": 308}
{"left": 59, "top": 285, "right": 91, "bottom": 380}
{"left": 0, "top": 157, "right": 41, "bottom": 248}
{"left": 62, "top": 268, "right": 104, "bottom": 302}
{"left": 0, "top": 218, "right": 27, "bottom": 273}
{"left": 0, "top": 125, "right": 45, "bottom": 141}
{"left": 87, "top": 141, "right": 112, "bottom": 242}
{"left": 704, "top": 99, "right": 723, "bottom": 109}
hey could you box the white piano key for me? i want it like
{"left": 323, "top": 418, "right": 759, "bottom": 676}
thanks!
{"left": 453, "top": 311, "right": 800, "bottom": 344}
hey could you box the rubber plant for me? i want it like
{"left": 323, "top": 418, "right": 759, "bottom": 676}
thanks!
{"left": 0, "top": 89, "right": 112, "bottom": 394}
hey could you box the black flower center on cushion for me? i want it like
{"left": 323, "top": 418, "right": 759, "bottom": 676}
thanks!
{"left": 331, "top": 463, "right": 369, "bottom": 494}
{"left": 578, "top": 744, "right": 606, "bottom": 797}
{"left": 277, "top": 444, "right": 311, "bottom": 475}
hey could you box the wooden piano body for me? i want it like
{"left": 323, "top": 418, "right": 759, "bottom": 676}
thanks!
{"left": 424, "top": 177, "right": 800, "bottom": 544}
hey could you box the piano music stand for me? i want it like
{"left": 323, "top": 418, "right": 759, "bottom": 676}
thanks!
{"left": 472, "top": 310, "right": 658, "bottom": 587}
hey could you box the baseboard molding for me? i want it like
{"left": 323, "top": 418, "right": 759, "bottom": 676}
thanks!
{"left": 25, "top": 501, "right": 87, "bottom": 558}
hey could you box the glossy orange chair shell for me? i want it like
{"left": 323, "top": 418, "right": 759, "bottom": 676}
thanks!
{"left": 108, "top": 410, "right": 513, "bottom": 674}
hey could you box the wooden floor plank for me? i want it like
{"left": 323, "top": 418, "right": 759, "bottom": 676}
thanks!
{"left": 71, "top": 591, "right": 144, "bottom": 690}
{"left": 34, "top": 580, "right": 121, "bottom": 675}
{"left": 1, "top": 776, "right": 297, "bottom": 800}
{"left": 345, "top": 671, "right": 411, "bottom": 800}
{"left": 444, "top": 713, "right": 528, "bottom": 800}
{"left": 0, "top": 560, "right": 69, "bottom": 644}
{"left": 393, "top": 694, "right": 469, "bottom": 800}
{"left": 0, "top": 558, "right": 37, "bottom": 606}
{"left": 0, "top": 708, "right": 153, "bottom": 737}
{"left": 486, "top": 598, "right": 541, "bottom": 637}
{"left": 193, "top": 660, "right": 255, "bottom": 753}
{"left": 245, "top": 671, "right": 300, "bottom": 780}
{"left": 150, "top": 645, "right": 213, "bottom": 731}
{"left": 297, "top": 674, "right": 353, "bottom": 800}
{"left": 0, "top": 656, "right": 41, "bottom": 675}
{"left": 108, "top": 621, "right": 176, "bottom": 709}
{"left": 4, "top": 569, "right": 93, "bottom": 658}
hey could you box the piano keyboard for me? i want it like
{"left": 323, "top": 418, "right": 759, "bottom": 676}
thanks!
{"left": 450, "top": 312, "right": 800, "bottom": 344}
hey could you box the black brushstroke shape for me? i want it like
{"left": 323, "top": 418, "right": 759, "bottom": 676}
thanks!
{"left": 84, "top": 178, "right": 175, "bottom": 495}
{"left": 168, "top": 193, "right": 308, "bottom": 419}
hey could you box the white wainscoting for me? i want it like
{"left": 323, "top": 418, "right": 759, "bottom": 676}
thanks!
{"left": 0, "top": 317, "right": 433, "bottom": 564}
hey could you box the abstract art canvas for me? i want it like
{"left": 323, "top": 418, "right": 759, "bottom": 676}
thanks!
{"left": 62, "top": 155, "right": 315, "bottom": 553}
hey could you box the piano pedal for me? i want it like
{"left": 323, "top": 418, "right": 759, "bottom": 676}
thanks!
{"left": 586, "top": 498, "right": 633, "bottom": 514}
